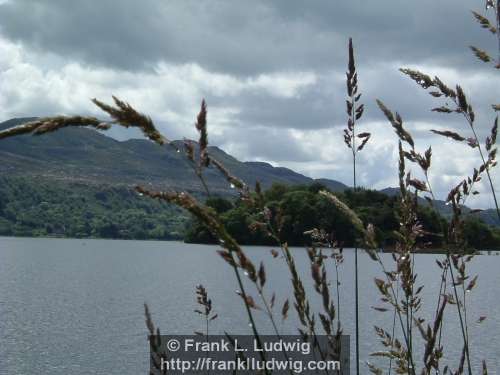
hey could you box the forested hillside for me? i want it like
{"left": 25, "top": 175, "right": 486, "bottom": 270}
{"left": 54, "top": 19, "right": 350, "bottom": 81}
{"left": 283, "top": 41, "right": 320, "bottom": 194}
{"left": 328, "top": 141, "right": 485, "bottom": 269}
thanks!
{"left": 185, "top": 184, "right": 500, "bottom": 250}
{"left": 0, "top": 117, "right": 499, "bottom": 248}
{"left": 0, "top": 176, "right": 187, "bottom": 239}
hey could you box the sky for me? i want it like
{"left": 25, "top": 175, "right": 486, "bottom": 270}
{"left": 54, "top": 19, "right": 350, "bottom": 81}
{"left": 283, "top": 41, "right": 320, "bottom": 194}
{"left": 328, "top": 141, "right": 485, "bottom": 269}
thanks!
{"left": 0, "top": 0, "right": 499, "bottom": 208}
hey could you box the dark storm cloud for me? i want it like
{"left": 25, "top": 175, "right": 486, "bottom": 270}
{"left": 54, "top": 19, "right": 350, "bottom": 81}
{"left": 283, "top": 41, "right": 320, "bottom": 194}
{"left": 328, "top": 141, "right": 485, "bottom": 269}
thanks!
{"left": 0, "top": 0, "right": 493, "bottom": 76}
{"left": 203, "top": 77, "right": 339, "bottom": 130}
{"left": 211, "top": 125, "right": 316, "bottom": 163}
{"left": 1, "top": 0, "right": 496, "bottom": 132}
{"left": 0, "top": 0, "right": 498, "bottom": 207}
{"left": 203, "top": 63, "right": 498, "bottom": 134}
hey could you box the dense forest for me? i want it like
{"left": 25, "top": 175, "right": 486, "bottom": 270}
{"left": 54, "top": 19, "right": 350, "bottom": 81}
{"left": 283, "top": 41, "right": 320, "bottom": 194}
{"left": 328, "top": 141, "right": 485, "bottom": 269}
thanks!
{"left": 0, "top": 176, "right": 187, "bottom": 240}
{"left": 1, "top": 176, "right": 499, "bottom": 250}
{"left": 185, "top": 183, "right": 500, "bottom": 250}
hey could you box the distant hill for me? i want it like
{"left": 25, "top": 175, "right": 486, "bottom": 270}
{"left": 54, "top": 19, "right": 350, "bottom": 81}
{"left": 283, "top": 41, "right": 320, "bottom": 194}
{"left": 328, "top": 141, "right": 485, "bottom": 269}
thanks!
{"left": 0, "top": 175, "right": 187, "bottom": 239}
{"left": 380, "top": 188, "right": 500, "bottom": 227}
{"left": 0, "top": 117, "right": 348, "bottom": 195}
{"left": 0, "top": 117, "right": 497, "bottom": 232}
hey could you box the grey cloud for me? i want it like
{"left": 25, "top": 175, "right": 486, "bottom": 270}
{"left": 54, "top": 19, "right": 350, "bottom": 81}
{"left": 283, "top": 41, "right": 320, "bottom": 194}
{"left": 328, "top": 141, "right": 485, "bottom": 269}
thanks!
{"left": 205, "top": 79, "right": 340, "bottom": 130}
{"left": 204, "top": 64, "right": 498, "bottom": 135}
{"left": 0, "top": 0, "right": 494, "bottom": 76}
{"left": 211, "top": 125, "right": 316, "bottom": 163}
{"left": 1, "top": 0, "right": 498, "bottom": 208}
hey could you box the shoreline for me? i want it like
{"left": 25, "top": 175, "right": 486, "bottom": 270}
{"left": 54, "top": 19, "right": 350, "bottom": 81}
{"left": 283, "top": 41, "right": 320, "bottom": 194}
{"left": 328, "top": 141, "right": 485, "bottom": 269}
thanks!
{"left": 0, "top": 235, "right": 499, "bottom": 255}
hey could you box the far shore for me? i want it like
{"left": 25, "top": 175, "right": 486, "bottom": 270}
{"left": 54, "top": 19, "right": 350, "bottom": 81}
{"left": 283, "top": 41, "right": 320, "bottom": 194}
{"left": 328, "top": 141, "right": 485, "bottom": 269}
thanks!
{"left": 1, "top": 235, "right": 499, "bottom": 255}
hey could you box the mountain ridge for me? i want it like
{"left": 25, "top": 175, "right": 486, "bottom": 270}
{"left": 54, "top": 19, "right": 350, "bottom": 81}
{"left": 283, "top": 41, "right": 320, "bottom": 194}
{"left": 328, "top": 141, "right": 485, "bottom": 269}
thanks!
{"left": 0, "top": 117, "right": 348, "bottom": 194}
{"left": 0, "top": 117, "right": 498, "bottom": 226}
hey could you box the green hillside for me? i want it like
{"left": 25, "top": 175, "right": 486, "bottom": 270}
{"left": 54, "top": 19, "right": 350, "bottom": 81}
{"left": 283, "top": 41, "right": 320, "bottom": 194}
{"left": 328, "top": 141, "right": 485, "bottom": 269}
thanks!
{"left": 0, "top": 118, "right": 348, "bottom": 195}
{"left": 0, "top": 176, "right": 187, "bottom": 239}
{"left": 185, "top": 184, "right": 500, "bottom": 250}
{"left": 0, "top": 117, "right": 498, "bottom": 248}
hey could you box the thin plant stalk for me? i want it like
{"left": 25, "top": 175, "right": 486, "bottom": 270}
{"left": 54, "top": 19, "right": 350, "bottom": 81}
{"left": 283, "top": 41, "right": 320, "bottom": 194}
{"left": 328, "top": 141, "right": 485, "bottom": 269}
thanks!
{"left": 333, "top": 255, "right": 342, "bottom": 327}
{"left": 497, "top": 0, "right": 500, "bottom": 64}
{"left": 461, "top": 111, "right": 499, "bottom": 222}
{"left": 343, "top": 37, "right": 370, "bottom": 375}
{"left": 400, "top": 69, "right": 500, "bottom": 222}
{"left": 447, "top": 254, "right": 473, "bottom": 375}
{"left": 433, "top": 260, "right": 449, "bottom": 374}
{"left": 388, "top": 279, "right": 400, "bottom": 375}
{"left": 375, "top": 256, "right": 416, "bottom": 374}
{"left": 138, "top": 186, "right": 271, "bottom": 374}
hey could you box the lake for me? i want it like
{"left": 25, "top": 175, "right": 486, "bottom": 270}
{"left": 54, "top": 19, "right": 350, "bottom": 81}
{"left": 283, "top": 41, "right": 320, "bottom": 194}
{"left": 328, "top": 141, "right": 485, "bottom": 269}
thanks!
{"left": 0, "top": 237, "right": 499, "bottom": 374}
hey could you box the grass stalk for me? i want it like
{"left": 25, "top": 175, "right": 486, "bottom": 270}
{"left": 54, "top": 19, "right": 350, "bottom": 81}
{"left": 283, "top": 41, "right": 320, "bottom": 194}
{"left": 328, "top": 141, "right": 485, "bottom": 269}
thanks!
{"left": 447, "top": 253, "right": 473, "bottom": 375}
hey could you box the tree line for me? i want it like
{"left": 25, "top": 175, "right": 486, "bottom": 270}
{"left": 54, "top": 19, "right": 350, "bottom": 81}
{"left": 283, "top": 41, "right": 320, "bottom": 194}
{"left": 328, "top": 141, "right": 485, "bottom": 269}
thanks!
{"left": 185, "top": 183, "right": 500, "bottom": 250}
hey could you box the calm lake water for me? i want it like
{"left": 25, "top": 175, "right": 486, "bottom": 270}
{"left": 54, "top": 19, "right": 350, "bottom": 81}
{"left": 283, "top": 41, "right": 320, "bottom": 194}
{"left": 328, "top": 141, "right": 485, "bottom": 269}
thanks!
{"left": 0, "top": 237, "right": 499, "bottom": 374}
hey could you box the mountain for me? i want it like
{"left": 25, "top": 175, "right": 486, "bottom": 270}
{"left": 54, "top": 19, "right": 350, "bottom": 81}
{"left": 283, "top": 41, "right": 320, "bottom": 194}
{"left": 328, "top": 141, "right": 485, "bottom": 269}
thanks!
{"left": 0, "top": 117, "right": 497, "bottom": 228}
{"left": 380, "top": 187, "right": 500, "bottom": 227}
{"left": 0, "top": 117, "right": 348, "bottom": 195}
